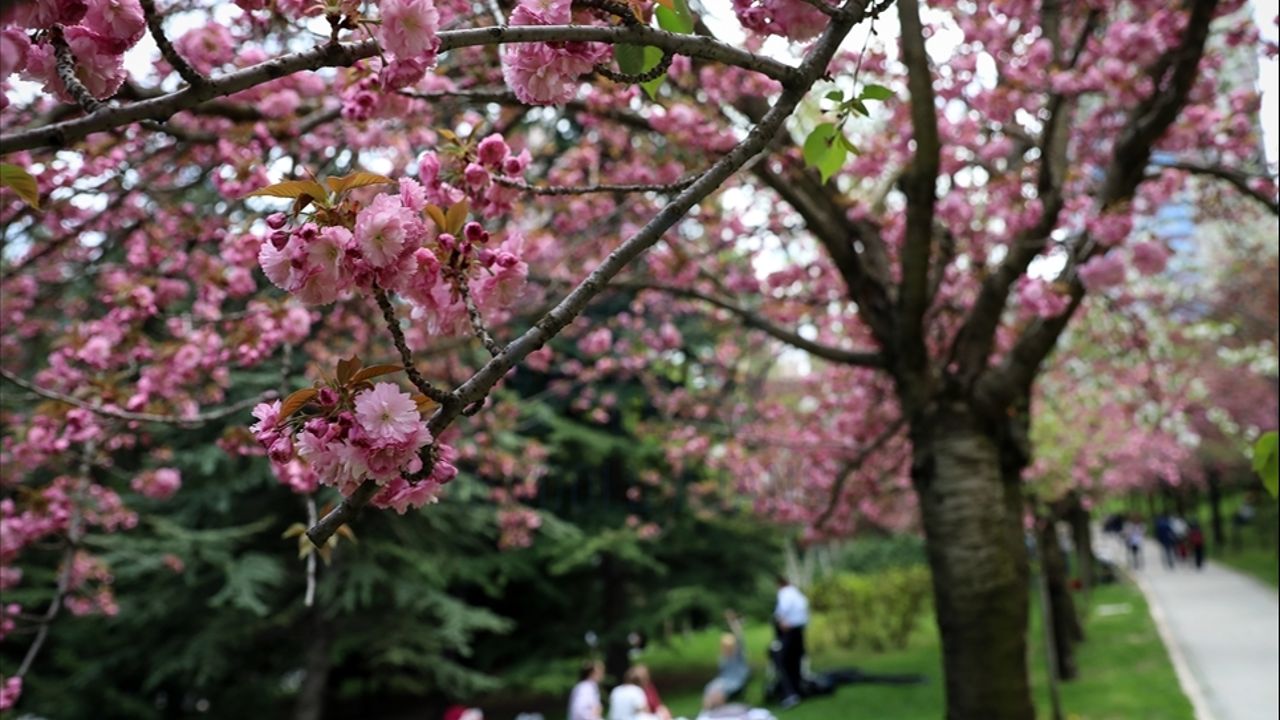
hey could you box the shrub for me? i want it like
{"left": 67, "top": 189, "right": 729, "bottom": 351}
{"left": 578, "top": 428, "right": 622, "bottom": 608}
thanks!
{"left": 808, "top": 566, "right": 932, "bottom": 653}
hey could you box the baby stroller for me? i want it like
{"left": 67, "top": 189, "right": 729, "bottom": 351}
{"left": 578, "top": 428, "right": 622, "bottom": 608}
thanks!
{"left": 762, "top": 638, "right": 925, "bottom": 704}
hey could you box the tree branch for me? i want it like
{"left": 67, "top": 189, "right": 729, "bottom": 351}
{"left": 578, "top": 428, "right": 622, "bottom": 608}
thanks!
{"left": 609, "top": 279, "right": 885, "bottom": 367}
{"left": 977, "top": 0, "right": 1222, "bottom": 412}
{"left": 493, "top": 175, "right": 696, "bottom": 196}
{"left": 1151, "top": 159, "right": 1279, "bottom": 215}
{"left": 815, "top": 417, "right": 905, "bottom": 528}
{"left": 0, "top": 367, "right": 275, "bottom": 426}
{"left": 139, "top": 0, "right": 208, "bottom": 88}
{"left": 894, "top": 0, "right": 940, "bottom": 381}
{"left": 371, "top": 285, "right": 455, "bottom": 403}
{"left": 456, "top": 280, "right": 504, "bottom": 357}
{"left": 307, "top": 0, "right": 875, "bottom": 547}
{"left": 3, "top": 25, "right": 802, "bottom": 154}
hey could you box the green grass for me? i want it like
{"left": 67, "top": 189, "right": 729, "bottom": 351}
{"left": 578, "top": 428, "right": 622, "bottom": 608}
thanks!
{"left": 1214, "top": 545, "right": 1280, "bottom": 588}
{"left": 635, "top": 581, "right": 1191, "bottom": 720}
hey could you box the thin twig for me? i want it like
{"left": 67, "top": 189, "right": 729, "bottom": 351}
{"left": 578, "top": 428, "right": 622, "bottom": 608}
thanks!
{"left": 457, "top": 280, "right": 504, "bottom": 357}
{"left": 493, "top": 175, "right": 697, "bottom": 196}
{"left": 15, "top": 442, "right": 92, "bottom": 678}
{"left": 139, "top": 0, "right": 208, "bottom": 88}
{"left": 370, "top": 285, "right": 454, "bottom": 403}
{"left": 0, "top": 367, "right": 274, "bottom": 426}
{"left": 815, "top": 417, "right": 905, "bottom": 528}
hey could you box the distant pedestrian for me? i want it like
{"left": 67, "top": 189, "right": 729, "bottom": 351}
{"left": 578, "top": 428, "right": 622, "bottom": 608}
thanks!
{"left": 1155, "top": 514, "right": 1176, "bottom": 569}
{"left": 1124, "top": 516, "right": 1145, "bottom": 570}
{"left": 1188, "top": 522, "right": 1206, "bottom": 570}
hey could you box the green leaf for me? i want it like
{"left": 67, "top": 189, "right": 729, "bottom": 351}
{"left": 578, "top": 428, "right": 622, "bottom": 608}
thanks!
{"left": 655, "top": 0, "right": 695, "bottom": 34}
{"left": 1252, "top": 431, "right": 1278, "bottom": 498}
{"left": 838, "top": 133, "right": 861, "bottom": 155}
{"left": 640, "top": 46, "right": 667, "bottom": 98}
{"left": 803, "top": 122, "right": 849, "bottom": 183}
{"left": 846, "top": 98, "right": 870, "bottom": 117}
{"left": 0, "top": 163, "right": 40, "bottom": 209}
{"left": 859, "top": 83, "right": 895, "bottom": 101}
{"left": 615, "top": 44, "right": 648, "bottom": 76}
{"left": 824, "top": 89, "right": 845, "bottom": 103}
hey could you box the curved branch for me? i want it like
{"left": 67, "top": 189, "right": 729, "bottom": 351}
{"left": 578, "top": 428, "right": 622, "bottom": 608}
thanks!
{"left": 609, "top": 280, "right": 885, "bottom": 367}
{"left": 139, "top": 0, "right": 208, "bottom": 88}
{"left": 0, "top": 367, "right": 275, "bottom": 426}
{"left": 815, "top": 417, "right": 905, "bottom": 528}
{"left": 306, "top": 0, "right": 874, "bottom": 548}
{"left": 3, "top": 25, "right": 801, "bottom": 154}
{"left": 1152, "top": 159, "right": 1279, "bottom": 216}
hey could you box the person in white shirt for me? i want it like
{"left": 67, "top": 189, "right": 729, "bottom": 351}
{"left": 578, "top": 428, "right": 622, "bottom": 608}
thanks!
{"left": 569, "top": 661, "right": 605, "bottom": 720}
{"left": 773, "top": 575, "right": 809, "bottom": 708}
{"left": 608, "top": 667, "right": 660, "bottom": 720}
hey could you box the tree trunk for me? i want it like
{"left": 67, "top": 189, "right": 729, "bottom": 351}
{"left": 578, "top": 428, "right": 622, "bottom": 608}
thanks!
{"left": 912, "top": 406, "right": 1035, "bottom": 720}
{"left": 600, "top": 552, "right": 630, "bottom": 682}
{"left": 1038, "top": 518, "right": 1082, "bottom": 680}
{"left": 1207, "top": 468, "right": 1225, "bottom": 549}
{"left": 1063, "top": 494, "right": 1094, "bottom": 591}
{"left": 293, "top": 614, "right": 333, "bottom": 720}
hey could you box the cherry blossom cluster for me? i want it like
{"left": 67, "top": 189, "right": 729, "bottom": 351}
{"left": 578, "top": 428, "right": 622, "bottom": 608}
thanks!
{"left": 2, "top": 0, "right": 144, "bottom": 107}
{"left": 501, "top": 0, "right": 611, "bottom": 105}
{"left": 496, "top": 506, "right": 542, "bottom": 549}
{"left": 731, "top": 0, "right": 829, "bottom": 41}
{"left": 251, "top": 382, "right": 458, "bottom": 513}
{"left": 376, "top": 0, "right": 442, "bottom": 89}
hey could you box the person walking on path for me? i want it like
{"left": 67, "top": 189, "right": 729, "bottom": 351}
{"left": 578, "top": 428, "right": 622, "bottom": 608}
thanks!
{"left": 1187, "top": 522, "right": 1205, "bottom": 570}
{"left": 773, "top": 576, "right": 809, "bottom": 709}
{"left": 1127, "top": 531, "right": 1279, "bottom": 720}
{"left": 1124, "top": 516, "right": 1146, "bottom": 570}
{"left": 1155, "top": 514, "right": 1177, "bottom": 569}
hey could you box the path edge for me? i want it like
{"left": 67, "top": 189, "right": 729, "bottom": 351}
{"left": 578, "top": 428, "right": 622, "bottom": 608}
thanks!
{"left": 1126, "top": 567, "right": 1218, "bottom": 720}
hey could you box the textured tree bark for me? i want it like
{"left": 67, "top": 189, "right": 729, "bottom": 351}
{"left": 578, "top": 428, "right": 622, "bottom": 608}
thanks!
{"left": 293, "top": 615, "right": 333, "bottom": 720}
{"left": 912, "top": 405, "right": 1035, "bottom": 720}
{"left": 601, "top": 552, "right": 630, "bottom": 681}
{"left": 1039, "top": 518, "right": 1082, "bottom": 681}
{"left": 1064, "top": 494, "right": 1094, "bottom": 591}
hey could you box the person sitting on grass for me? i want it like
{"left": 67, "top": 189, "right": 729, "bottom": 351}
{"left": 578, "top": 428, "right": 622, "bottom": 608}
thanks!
{"left": 702, "top": 610, "right": 750, "bottom": 711}
{"left": 608, "top": 666, "right": 660, "bottom": 720}
{"left": 570, "top": 660, "right": 606, "bottom": 720}
{"left": 628, "top": 664, "right": 672, "bottom": 720}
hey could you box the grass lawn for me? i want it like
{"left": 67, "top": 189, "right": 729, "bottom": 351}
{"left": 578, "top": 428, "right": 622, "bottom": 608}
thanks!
{"left": 1214, "top": 545, "right": 1279, "bottom": 588}
{"left": 637, "top": 581, "right": 1191, "bottom": 720}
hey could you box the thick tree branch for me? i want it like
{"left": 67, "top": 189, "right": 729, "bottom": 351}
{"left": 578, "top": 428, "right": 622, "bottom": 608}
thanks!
{"left": 948, "top": 9, "right": 1096, "bottom": 387}
{"left": 3, "top": 25, "right": 801, "bottom": 154}
{"left": 894, "top": 0, "right": 940, "bottom": 382}
{"left": 307, "top": 0, "right": 874, "bottom": 547}
{"left": 977, "top": 0, "right": 1222, "bottom": 413}
{"left": 751, "top": 161, "right": 898, "bottom": 347}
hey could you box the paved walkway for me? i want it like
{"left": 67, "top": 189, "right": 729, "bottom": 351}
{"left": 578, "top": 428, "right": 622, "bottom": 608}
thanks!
{"left": 1100, "top": 535, "right": 1279, "bottom": 720}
